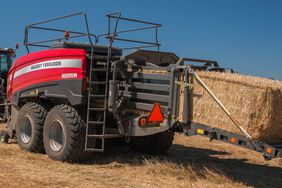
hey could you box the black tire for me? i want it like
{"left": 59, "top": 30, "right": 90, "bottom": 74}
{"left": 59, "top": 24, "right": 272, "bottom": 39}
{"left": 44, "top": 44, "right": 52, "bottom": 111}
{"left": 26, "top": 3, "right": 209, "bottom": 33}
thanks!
{"left": 106, "top": 137, "right": 127, "bottom": 147}
{"left": 16, "top": 102, "right": 47, "bottom": 153}
{"left": 129, "top": 130, "right": 174, "bottom": 154}
{"left": 43, "top": 104, "right": 89, "bottom": 162}
{"left": 0, "top": 130, "right": 9, "bottom": 144}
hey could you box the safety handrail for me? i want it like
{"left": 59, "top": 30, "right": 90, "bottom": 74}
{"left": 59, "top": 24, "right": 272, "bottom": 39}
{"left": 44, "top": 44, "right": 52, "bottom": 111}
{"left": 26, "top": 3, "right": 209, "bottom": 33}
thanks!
{"left": 24, "top": 12, "right": 97, "bottom": 53}
{"left": 96, "top": 12, "right": 161, "bottom": 51}
{"left": 24, "top": 12, "right": 162, "bottom": 53}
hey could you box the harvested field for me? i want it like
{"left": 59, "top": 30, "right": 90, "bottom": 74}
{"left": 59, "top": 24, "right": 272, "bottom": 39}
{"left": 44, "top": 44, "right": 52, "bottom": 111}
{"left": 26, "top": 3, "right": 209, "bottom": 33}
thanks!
{"left": 0, "top": 124, "right": 281, "bottom": 188}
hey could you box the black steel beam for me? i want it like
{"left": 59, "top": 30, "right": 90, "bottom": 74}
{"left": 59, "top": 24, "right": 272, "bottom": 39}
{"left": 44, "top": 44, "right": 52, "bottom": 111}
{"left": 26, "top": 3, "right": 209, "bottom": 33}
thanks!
{"left": 129, "top": 102, "right": 168, "bottom": 112}
{"left": 171, "top": 70, "right": 179, "bottom": 117}
{"left": 130, "top": 82, "right": 170, "bottom": 92}
{"left": 182, "top": 57, "right": 219, "bottom": 68}
{"left": 184, "top": 122, "right": 281, "bottom": 160}
{"left": 131, "top": 92, "right": 169, "bottom": 103}
{"left": 132, "top": 72, "right": 170, "bottom": 81}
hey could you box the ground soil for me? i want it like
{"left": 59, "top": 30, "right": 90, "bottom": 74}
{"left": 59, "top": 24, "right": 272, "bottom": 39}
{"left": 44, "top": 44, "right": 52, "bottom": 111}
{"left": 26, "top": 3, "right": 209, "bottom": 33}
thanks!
{"left": 0, "top": 124, "right": 281, "bottom": 188}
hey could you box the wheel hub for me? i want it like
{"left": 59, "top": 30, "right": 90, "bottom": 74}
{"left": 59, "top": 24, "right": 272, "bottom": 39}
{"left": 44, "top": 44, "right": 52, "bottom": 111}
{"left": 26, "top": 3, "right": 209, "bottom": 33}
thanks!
{"left": 20, "top": 115, "right": 32, "bottom": 144}
{"left": 48, "top": 119, "right": 65, "bottom": 152}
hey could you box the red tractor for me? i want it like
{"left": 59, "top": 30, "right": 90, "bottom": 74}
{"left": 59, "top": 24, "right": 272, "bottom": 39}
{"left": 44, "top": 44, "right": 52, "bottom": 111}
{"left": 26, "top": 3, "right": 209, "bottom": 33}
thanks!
{"left": 0, "top": 13, "right": 280, "bottom": 162}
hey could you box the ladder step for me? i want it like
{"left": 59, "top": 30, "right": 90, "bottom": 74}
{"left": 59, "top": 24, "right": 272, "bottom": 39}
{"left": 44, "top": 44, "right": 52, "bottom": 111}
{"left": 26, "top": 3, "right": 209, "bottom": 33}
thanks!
{"left": 92, "top": 68, "right": 108, "bottom": 72}
{"left": 96, "top": 61, "right": 107, "bottom": 65}
{"left": 85, "top": 148, "right": 104, "bottom": 152}
{"left": 91, "top": 81, "right": 107, "bottom": 85}
{"left": 89, "top": 107, "right": 106, "bottom": 111}
{"left": 90, "top": 94, "right": 107, "bottom": 98}
{"left": 87, "top": 134, "right": 122, "bottom": 139}
{"left": 88, "top": 121, "right": 105, "bottom": 125}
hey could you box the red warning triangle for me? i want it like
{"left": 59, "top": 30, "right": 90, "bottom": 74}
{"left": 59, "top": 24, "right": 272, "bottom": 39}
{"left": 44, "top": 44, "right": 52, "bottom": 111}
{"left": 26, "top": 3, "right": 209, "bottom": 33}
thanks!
{"left": 148, "top": 103, "right": 164, "bottom": 123}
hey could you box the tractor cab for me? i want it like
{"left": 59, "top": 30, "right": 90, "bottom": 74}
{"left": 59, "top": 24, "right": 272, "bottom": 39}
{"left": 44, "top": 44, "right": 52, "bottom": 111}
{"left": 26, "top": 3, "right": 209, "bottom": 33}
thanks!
{"left": 0, "top": 48, "right": 15, "bottom": 84}
{"left": 0, "top": 48, "right": 15, "bottom": 120}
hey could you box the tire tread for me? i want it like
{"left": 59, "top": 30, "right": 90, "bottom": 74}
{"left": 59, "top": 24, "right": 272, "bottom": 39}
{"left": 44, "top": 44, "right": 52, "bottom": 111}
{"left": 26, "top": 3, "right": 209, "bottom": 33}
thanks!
{"left": 44, "top": 104, "right": 90, "bottom": 162}
{"left": 130, "top": 131, "right": 174, "bottom": 154}
{"left": 17, "top": 102, "right": 47, "bottom": 153}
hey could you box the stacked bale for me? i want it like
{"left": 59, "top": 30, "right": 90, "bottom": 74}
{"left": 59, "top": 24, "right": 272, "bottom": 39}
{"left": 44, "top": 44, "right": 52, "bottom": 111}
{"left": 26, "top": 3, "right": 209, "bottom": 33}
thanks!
{"left": 142, "top": 69, "right": 282, "bottom": 143}
{"left": 190, "top": 71, "right": 282, "bottom": 143}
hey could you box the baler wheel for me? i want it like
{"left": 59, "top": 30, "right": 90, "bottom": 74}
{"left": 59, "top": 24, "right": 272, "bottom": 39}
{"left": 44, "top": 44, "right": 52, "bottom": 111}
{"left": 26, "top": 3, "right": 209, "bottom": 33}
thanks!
{"left": 16, "top": 102, "right": 47, "bottom": 153}
{"left": 43, "top": 105, "right": 90, "bottom": 162}
{"left": 129, "top": 130, "right": 174, "bottom": 154}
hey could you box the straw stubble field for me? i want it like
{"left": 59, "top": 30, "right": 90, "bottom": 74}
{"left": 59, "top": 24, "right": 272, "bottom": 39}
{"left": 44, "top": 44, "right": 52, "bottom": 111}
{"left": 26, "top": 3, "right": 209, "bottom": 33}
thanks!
{"left": 0, "top": 71, "right": 282, "bottom": 187}
{"left": 0, "top": 124, "right": 281, "bottom": 188}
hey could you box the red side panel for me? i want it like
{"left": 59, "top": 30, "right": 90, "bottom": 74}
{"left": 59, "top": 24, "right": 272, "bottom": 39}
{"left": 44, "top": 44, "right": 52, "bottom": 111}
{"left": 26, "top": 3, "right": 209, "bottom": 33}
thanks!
{"left": 7, "top": 48, "right": 87, "bottom": 101}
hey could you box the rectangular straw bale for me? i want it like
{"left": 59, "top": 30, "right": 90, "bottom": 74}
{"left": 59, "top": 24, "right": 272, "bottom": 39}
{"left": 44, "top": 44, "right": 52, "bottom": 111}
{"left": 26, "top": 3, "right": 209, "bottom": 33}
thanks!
{"left": 141, "top": 69, "right": 282, "bottom": 143}
{"left": 191, "top": 71, "right": 282, "bottom": 143}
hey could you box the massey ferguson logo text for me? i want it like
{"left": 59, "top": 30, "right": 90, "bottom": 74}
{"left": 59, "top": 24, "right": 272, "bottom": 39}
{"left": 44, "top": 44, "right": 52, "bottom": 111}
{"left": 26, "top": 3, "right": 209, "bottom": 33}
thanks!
{"left": 14, "top": 59, "right": 82, "bottom": 78}
{"left": 31, "top": 61, "right": 61, "bottom": 70}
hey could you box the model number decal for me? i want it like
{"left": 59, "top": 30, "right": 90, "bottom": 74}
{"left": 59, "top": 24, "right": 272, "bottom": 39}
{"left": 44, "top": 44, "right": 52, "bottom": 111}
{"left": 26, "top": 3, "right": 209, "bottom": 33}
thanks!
{"left": 61, "top": 73, "right": 78, "bottom": 79}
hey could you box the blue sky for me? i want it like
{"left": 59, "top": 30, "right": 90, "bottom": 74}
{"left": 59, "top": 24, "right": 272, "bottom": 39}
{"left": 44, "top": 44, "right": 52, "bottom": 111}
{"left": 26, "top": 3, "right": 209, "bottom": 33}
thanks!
{"left": 1, "top": 0, "right": 281, "bottom": 80}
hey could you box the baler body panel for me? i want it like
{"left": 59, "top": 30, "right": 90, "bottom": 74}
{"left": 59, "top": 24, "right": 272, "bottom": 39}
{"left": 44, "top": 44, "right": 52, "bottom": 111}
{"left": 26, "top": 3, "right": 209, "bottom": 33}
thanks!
{"left": 7, "top": 49, "right": 87, "bottom": 105}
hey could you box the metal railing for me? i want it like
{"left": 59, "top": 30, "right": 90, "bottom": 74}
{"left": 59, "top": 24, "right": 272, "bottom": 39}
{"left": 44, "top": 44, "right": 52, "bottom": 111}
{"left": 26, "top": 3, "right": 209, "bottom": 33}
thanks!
{"left": 23, "top": 12, "right": 161, "bottom": 53}
{"left": 24, "top": 12, "right": 96, "bottom": 53}
{"left": 97, "top": 12, "right": 161, "bottom": 51}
